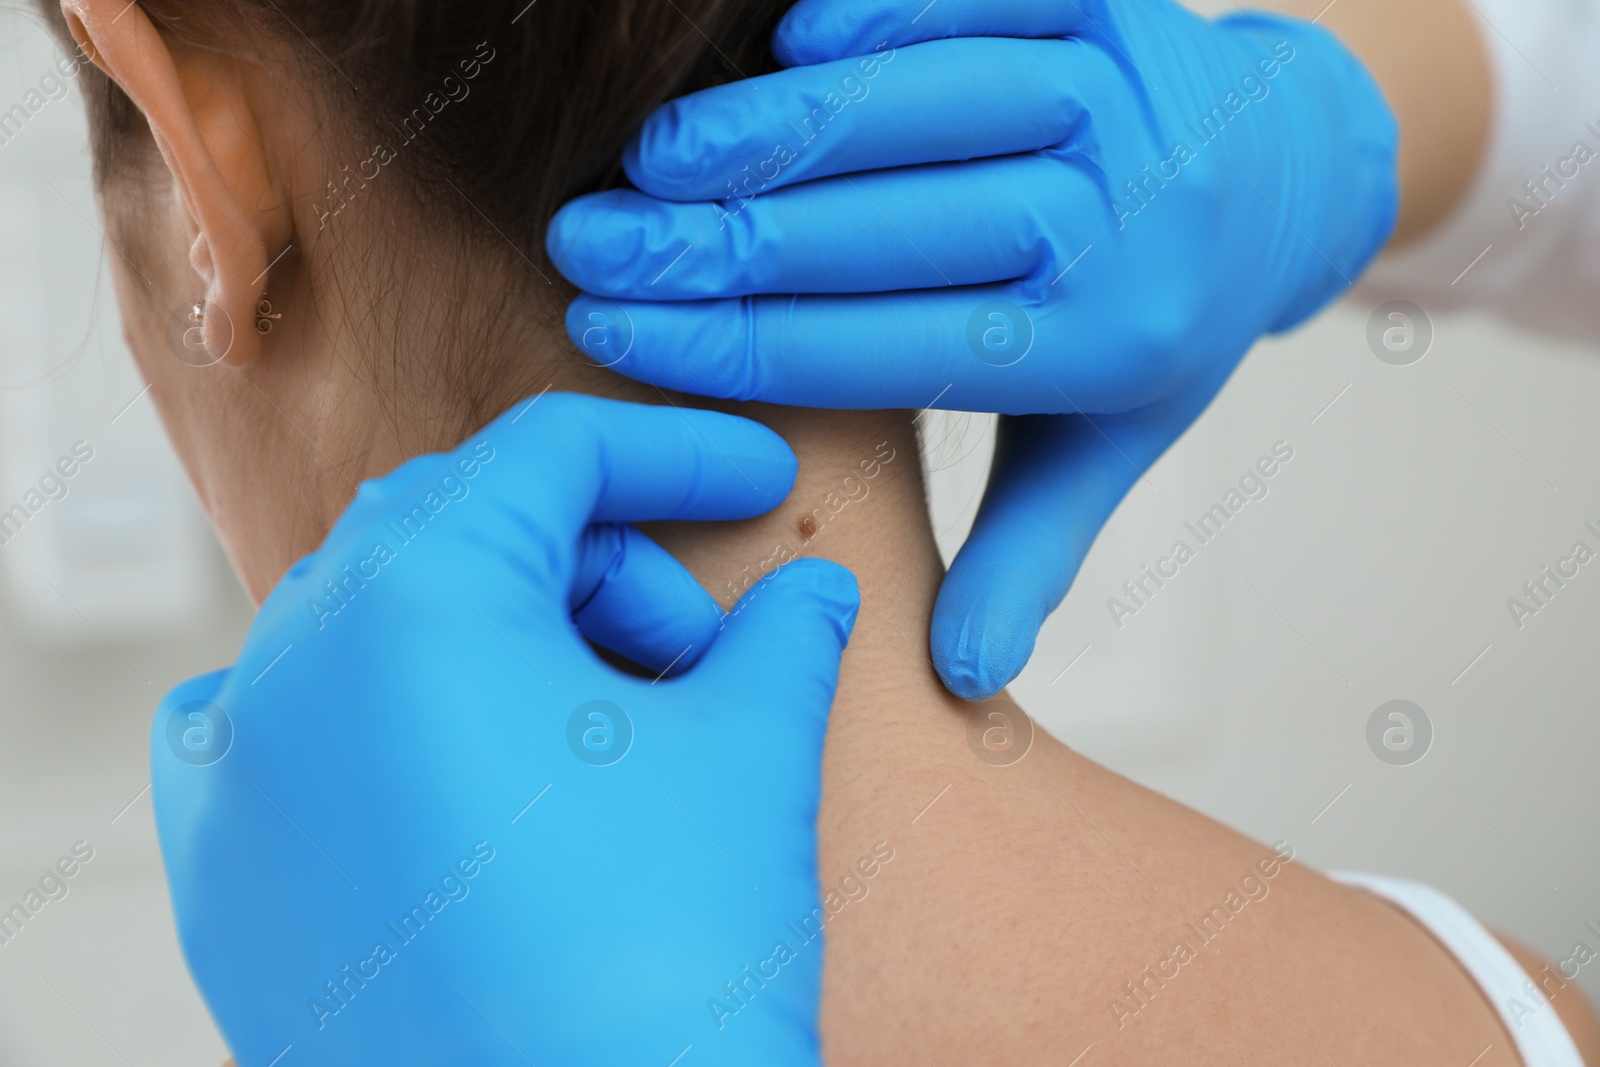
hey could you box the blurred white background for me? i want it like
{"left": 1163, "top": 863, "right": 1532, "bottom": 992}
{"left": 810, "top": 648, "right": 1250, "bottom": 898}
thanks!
{"left": 0, "top": 5, "right": 251, "bottom": 1063}
{"left": 3, "top": 1, "right": 1599, "bottom": 1063}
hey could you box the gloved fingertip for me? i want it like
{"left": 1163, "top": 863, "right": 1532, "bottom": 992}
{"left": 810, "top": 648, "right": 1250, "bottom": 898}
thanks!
{"left": 618, "top": 129, "right": 649, "bottom": 189}
{"left": 779, "top": 557, "right": 861, "bottom": 645}
{"left": 704, "top": 559, "right": 859, "bottom": 693}
{"left": 769, "top": 17, "right": 814, "bottom": 68}
{"left": 635, "top": 606, "right": 721, "bottom": 678}
{"left": 930, "top": 567, "right": 1041, "bottom": 702}
{"left": 930, "top": 619, "right": 1024, "bottom": 703}
{"left": 561, "top": 294, "right": 589, "bottom": 349}
{"left": 622, "top": 113, "right": 707, "bottom": 202}
{"left": 544, "top": 195, "right": 595, "bottom": 273}
{"left": 658, "top": 596, "right": 726, "bottom": 675}
{"left": 619, "top": 127, "right": 670, "bottom": 200}
{"left": 546, "top": 190, "right": 642, "bottom": 290}
{"left": 771, "top": 4, "right": 844, "bottom": 68}
{"left": 564, "top": 293, "right": 635, "bottom": 363}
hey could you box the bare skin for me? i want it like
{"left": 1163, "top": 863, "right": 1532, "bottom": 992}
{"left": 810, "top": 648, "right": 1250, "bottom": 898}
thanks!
{"left": 58, "top": 0, "right": 1595, "bottom": 1064}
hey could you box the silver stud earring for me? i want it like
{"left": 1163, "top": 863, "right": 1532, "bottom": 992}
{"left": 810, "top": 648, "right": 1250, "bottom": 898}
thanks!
{"left": 254, "top": 297, "right": 283, "bottom": 335}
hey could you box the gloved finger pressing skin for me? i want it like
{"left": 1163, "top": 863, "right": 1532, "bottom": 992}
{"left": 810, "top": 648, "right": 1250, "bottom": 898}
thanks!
{"left": 932, "top": 396, "right": 1212, "bottom": 701}
{"left": 619, "top": 37, "right": 1114, "bottom": 202}
{"left": 152, "top": 391, "right": 863, "bottom": 1066}
{"left": 569, "top": 522, "right": 722, "bottom": 676}
{"left": 697, "top": 558, "right": 860, "bottom": 721}
{"left": 548, "top": 0, "right": 1399, "bottom": 701}
{"left": 468, "top": 392, "right": 798, "bottom": 576}
{"left": 553, "top": 155, "right": 1087, "bottom": 300}
{"left": 564, "top": 285, "right": 1177, "bottom": 417}
{"left": 773, "top": 0, "right": 1092, "bottom": 66}
{"left": 324, "top": 395, "right": 795, "bottom": 561}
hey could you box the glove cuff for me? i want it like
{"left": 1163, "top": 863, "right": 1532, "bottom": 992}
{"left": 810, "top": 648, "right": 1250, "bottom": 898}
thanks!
{"left": 1220, "top": 11, "right": 1401, "bottom": 332}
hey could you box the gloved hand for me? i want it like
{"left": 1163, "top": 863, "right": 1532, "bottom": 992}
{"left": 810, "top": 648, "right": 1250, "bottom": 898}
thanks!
{"left": 152, "top": 393, "right": 859, "bottom": 1067}
{"left": 546, "top": 0, "right": 1399, "bottom": 700}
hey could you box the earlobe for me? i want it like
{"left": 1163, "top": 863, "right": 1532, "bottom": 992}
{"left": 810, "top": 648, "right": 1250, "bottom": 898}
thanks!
{"left": 61, "top": 0, "right": 286, "bottom": 366}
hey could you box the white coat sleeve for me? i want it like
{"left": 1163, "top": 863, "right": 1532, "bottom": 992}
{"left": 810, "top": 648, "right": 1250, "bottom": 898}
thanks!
{"left": 1356, "top": 0, "right": 1600, "bottom": 344}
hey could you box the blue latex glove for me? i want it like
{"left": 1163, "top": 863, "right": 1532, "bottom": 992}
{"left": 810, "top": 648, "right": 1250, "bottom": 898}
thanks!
{"left": 547, "top": 0, "right": 1399, "bottom": 700}
{"left": 152, "top": 393, "right": 859, "bottom": 1066}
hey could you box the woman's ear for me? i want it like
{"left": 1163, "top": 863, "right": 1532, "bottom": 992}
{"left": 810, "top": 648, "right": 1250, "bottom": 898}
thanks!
{"left": 60, "top": 0, "right": 294, "bottom": 366}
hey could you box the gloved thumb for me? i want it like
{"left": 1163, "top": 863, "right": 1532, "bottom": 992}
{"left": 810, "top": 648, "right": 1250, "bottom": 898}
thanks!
{"left": 698, "top": 557, "right": 860, "bottom": 720}
{"left": 932, "top": 413, "right": 1149, "bottom": 701}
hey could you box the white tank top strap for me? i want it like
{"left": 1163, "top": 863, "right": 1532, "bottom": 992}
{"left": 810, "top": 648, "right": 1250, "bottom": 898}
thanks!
{"left": 1329, "top": 870, "right": 1585, "bottom": 1067}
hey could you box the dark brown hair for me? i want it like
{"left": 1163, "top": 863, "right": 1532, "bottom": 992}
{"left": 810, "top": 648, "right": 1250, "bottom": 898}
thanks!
{"left": 32, "top": 0, "right": 791, "bottom": 434}
{"left": 34, "top": 0, "right": 788, "bottom": 270}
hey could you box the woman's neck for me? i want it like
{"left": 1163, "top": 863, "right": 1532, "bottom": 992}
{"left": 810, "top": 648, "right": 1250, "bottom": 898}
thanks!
{"left": 255, "top": 301, "right": 1554, "bottom": 1065}
{"left": 245, "top": 277, "right": 1002, "bottom": 765}
{"left": 642, "top": 401, "right": 951, "bottom": 707}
